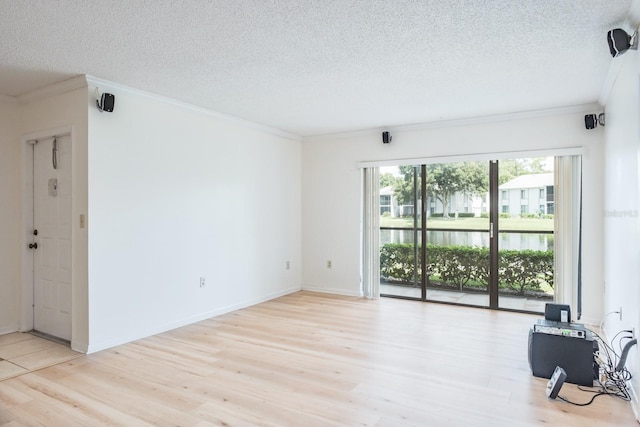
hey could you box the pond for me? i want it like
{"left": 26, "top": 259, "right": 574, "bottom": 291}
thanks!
{"left": 380, "top": 229, "right": 553, "bottom": 251}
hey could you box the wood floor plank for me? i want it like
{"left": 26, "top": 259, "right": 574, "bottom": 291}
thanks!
{"left": 0, "top": 291, "right": 636, "bottom": 426}
{"left": 35, "top": 363, "right": 205, "bottom": 426}
{"left": 0, "top": 338, "right": 52, "bottom": 360}
{"left": 0, "top": 333, "right": 34, "bottom": 347}
{"left": 9, "top": 344, "right": 80, "bottom": 371}
{"left": 0, "top": 362, "right": 27, "bottom": 381}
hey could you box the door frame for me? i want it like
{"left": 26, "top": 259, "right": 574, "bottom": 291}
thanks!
{"left": 381, "top": 159, "right": 552, "bottom": 313}
{"left": 20, "top": 126, "right": 73, "bottom": 337}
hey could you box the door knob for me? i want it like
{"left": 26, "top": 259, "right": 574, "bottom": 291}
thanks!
{"left": 28, "top": 243, "right": 38, "bottom": 249}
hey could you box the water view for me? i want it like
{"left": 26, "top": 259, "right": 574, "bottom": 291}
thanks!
{"left": 380, "top": 228, "right": 553, "bottom": 251}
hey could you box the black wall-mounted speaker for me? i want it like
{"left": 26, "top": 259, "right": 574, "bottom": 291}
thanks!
{"left": 608, "top": 28, "right": 633, "bottom": 57}
{"left": 101, "top": 93, "right": 115, "bottom": 112}
{"left": 382, "top": 131, "right": 391, "bottom": 144}
{"left": 584, "top": 114, "right": 597, "bottom": 130}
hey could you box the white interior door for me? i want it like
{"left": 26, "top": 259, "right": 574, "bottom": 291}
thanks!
{"left": 32, "top": 135, "right": 72, "bottom": 341}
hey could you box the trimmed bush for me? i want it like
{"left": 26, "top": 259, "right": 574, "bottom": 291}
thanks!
{"left": 380, "top": 243, "right": 553, "bottom": 295}
{"left": 427, "top": 212, "right": 476, "bottom": 218}
{"left": 428, "top": 245, "right": 488, "bottom": 290}
{"left": 499, "top": 250, "right": 554, "bottom": 294}
{"left": 380, "top": 243, "right": 421, "bottom": 283}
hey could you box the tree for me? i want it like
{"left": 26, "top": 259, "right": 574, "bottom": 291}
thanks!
{"left": 380, "top": 172, "right": 398, "bottom": 189}
{"left": 498, "top": 158, "right": 548, "bottom": 185}
{"left": 393, "top": 166, "right": 419, "bottom": 208}
{"left": 425, "top": 162, "right": 488, "bottom": 218}
{"left": 387, "top": 160, "right": 554, "bottom": 217}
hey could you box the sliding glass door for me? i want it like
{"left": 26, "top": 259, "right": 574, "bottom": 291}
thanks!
{"left": 380, "top": 165, "right": 423, "bottom": 299}
{"left": 379, "top": 157, "right": 555, "bottom": 313}
{"left": 497, "top": 158, "right": 554, "bottom": 311}
{"left": 423, "top": 161, "right": 490, "bottom": 307}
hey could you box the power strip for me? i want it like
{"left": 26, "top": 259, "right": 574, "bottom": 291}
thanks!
{"left": 546, "top": 366, "right": 567, "bottom": 399}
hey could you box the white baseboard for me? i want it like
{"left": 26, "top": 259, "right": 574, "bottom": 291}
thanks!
{"left": 301, "top": 285, "right": 362, "bottom": 297}
{"left": 629, "top": 382, "right": 640, "bottom": 422}
{"left": 71, "top": 340, "right": 89, "bottom": 354}
{"left": 0, "top": 325, "right": 19, "bottom": 336}
{"left": 86, "top": 286, "right": 301, "bottom": 354}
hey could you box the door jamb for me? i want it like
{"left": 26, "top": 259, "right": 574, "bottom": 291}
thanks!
{"left": 489, "top": 160, "right": 499, "bottom": 309}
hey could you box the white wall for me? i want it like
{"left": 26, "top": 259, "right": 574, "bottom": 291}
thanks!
{"left": 18, "top": 86, "right": 89, "bottom": 352}
{"left": 85, "top": 81, "right": 302, "bottom": 352}
{"left": 602, "top": 49, "right": 640, "bottom": 410}
{"left": 302, "top": 111, "right": 605, "bottom": 323}
{"left": 0, "top": 100, "right": 21, "bottom": 334}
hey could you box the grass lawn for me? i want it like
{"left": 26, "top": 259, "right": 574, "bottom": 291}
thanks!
{"left": 380, "top": 216, "right": 553, "bottom": 232}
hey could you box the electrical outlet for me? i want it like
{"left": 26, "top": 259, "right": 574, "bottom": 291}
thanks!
{"left": 286, "top": 261, "right": 290, "bottom": 270}
{"left": 327, "top": 260, "right": 332, "bottom": 269}
{"left": 200, "top": 276, "right": 206, "bottom": 288}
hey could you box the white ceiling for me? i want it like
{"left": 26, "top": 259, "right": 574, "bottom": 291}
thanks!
{"left": 0, "top": 1, "right": 633, "bottom": 136}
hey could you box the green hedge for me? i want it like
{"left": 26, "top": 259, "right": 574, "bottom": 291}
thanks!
{"left": 480, "top": 212, "right": 554, "bottom": 219}
{"left": 480, "top": 212, "right": 510, "bottom": 218}
{"left": 380, "top": 243, "right": 553, "bottom": 295}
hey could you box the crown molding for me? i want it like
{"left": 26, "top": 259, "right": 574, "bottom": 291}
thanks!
{"left": 304, "top": 103, "right": 602, "bottom": 142}
{"left": 16, "top": 75, "right": 87, "bottom": 104}
{"left": 85, "top": 75, "right": 302, "bottom": 142}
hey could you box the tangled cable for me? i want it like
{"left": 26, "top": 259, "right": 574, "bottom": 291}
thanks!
{"left": 559, "top": 329, "right": 634, "bottom": 406}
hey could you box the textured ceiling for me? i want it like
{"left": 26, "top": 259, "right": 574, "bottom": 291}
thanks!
{"left": 0, "top": 0, "right": 633, "bottom": 136}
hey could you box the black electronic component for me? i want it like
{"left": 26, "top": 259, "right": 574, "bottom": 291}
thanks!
{"left": 97, "top": 93, "right": 115, "bottom": 112}
{"left": 529, "top": 320, "right": 596, "bottom": 386}
{"left": 608, "top": 28, "right": 637, "bottom": 57}
{"left": 546, "top": 366, "right": 567, "bottom": 399}
{"left": 382, "top": 131, "right": 391, "bottom": 144}
{"left": 545, "top": 303, "right": 571, "bottom": 323}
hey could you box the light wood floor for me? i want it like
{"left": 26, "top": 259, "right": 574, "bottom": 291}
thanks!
{"left": 0, "top": 333, "right": 81, "bottom": 381}
{"left": 0, "top": 291, "right": 636, "bottom": 426}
